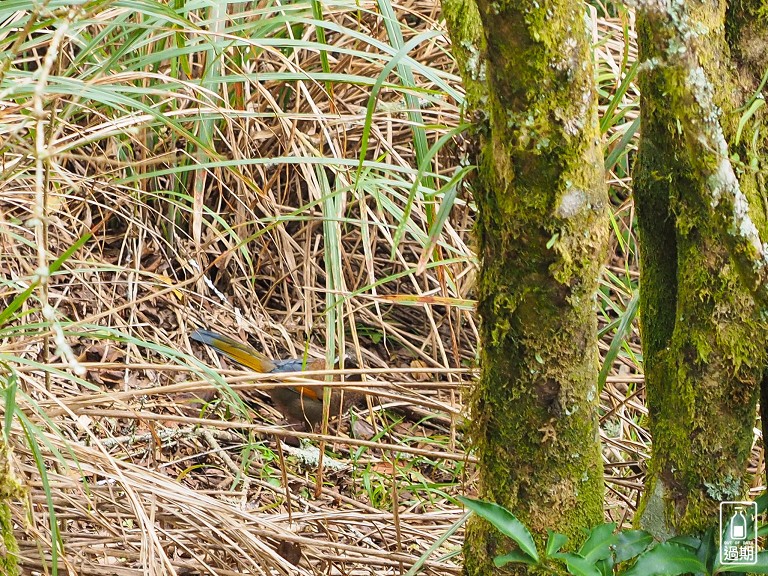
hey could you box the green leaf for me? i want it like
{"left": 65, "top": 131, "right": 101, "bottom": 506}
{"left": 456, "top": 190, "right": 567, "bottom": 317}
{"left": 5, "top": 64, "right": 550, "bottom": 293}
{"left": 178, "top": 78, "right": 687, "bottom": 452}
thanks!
{"left": 413, "top": 163, "right": 474, "bottom": 273}
{"left": 580, "top": 522, "right": 617, "bottom": 563}
{"left": 1, "top": 365, "right": 17, "bottom": 444}
{"left": 0, "top": 283, "right": 36, "bottom": 328}
{"left": 667, "top": 535, "right": 701, "bottom": 551}
{"left": 614, "top": 530, "right": 654, "bottom": 563}
{"left": 600, "top": 58, "right": 639, "bottom": 135}
{"left": 596, "top": 557, "right": 614, "bottom": 576}
{"left": 494, "top": 550, "right": 537, "bottom": 567}
{"left": 547, "top": 233, "right": 559, "bottom": 249}
{"left": 622, "top": 542, "right": 707, "bottom": 576}
{"left": 694, "top": 528, "right": 715, "bottom": 572}
{"left": 604, "top": 115, "right": 641, "bottom": 173}
{"left": 598, "top": 289, "right": 638, "bottom": 392}
{"left": 546, "top": 530, "right": 569, "bottom": 556}
{"left": 49, "top": 231, "right": 92, "bottom": 274}
{"left": 735, "top": 95, "right": 765, "bottom": 146}
{"left": 459, "top": 496, "right": 539, "bottom": 562}
{"left": 551, "top": 552, "right": 601, "bottom": 576}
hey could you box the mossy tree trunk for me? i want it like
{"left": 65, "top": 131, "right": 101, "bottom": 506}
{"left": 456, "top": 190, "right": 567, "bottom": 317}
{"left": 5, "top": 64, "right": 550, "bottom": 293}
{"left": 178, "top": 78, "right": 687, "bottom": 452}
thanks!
{"left": 633, "top": 0, "right": 768, "bottom": 536}
{"left": 442, "top": 1, "right": 609, "bottom": 572}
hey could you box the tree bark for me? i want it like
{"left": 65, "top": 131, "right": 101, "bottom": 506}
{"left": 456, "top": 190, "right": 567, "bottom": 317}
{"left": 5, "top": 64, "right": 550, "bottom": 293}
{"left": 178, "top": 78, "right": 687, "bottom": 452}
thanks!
{"left": 633, "top": 0, "right": 768, "bottom": 536}
{"left": 442, "top": 1, "right": 609, "bottom": 572}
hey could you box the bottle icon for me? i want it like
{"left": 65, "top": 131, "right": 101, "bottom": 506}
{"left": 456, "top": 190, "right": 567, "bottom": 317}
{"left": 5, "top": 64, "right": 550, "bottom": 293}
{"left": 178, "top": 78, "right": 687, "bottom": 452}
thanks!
{"left": 731, "top": 507, "right": 747, "bottom": 540}
{"left": 720, "top": 501, "right": 758, "bottom": 565}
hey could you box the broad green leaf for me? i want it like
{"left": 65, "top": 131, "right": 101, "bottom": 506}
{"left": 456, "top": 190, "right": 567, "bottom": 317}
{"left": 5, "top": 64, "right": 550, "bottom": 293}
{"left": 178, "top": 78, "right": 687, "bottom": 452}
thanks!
{"left": 459, "top": 496, "right": 539, "bottom": 562}
{"left": 580, "top": 522, "right": 617, "bottom": 563}
{"left": 614, "top": 530, "right": 654, "bottom": 563}
{"left": 622, "top": 542, "right": 707, "bottom": 576}
{"left": 494, "top": 550, "right": 537, "bottom": 567}
{"left": 552, "top": 552, "right": 601, "bottom": 576}
{"left": 596, "top": 557, "right": 614, "bottom": 576}
{"left": 667, "top": 535, "right": 701, "bottom": 551}
{"left": 546, "top": 530, "right": 569, "bottom": 556}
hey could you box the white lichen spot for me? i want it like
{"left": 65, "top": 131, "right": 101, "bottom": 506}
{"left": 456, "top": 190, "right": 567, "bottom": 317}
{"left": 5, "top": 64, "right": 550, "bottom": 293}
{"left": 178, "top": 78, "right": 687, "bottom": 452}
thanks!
{"left": 552, "top": 37, "right": 578, "bottom": 73}
{"left": 564, "top": 404, "right": 579, "bottom": 416}
{"left": 556, "top": 81, "right": 591, "bottom": 137}
{"left": 708, "top": 158, "right": 733, "bottom": 208}
{"left": 563, "top": 114, "right": 585, "bottom": 137}
{"left": 706, "top": 144, "right": 764, "bottom": 264}
{"left": 461, "top": 41, "right": 486, "bottom": 83}
{"left": 477, "top": 61, "right": 486, "bottom": 83}
{"left": 556, "top": 187, "right": 588, "bottom": 219}
{"left": 461, "top": 41, "right": 480, "bottom": 80}
{"left": 638, "top": 57, "right": 660, "bottom": 72}
{"left": 687, "top": 67, "right": 722, "bottom": 127}
{"left": 666, "top": 38, "right": 687, "bottom": 57}
{"left": 732, "top": 192, "right": 761, "bottom": 250}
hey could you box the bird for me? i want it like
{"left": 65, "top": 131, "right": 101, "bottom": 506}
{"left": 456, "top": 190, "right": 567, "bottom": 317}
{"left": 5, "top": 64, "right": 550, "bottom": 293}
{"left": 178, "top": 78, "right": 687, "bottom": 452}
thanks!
{"left": 190, "top": 329, "right": 361, "bottom": 430}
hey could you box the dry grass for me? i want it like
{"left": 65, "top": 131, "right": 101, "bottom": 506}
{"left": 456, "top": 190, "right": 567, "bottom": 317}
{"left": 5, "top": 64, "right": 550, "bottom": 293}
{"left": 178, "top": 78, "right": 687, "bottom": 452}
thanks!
{"left": 0, "top": 1, "right": 717, "bottom": 574}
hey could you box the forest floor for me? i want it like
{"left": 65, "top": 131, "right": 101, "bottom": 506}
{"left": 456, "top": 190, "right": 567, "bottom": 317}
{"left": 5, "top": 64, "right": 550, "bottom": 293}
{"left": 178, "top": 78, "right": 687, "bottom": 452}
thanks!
{"left": 2, "top": 1, "right": 761, "bottom": 575}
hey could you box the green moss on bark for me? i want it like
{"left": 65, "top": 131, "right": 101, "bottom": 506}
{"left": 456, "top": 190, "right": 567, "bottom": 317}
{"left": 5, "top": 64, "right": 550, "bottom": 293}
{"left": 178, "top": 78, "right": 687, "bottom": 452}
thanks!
{"left": 634, "top": 1, "right": 768, "bottom": 536}
{"left": 444, "top": 1, "right": 609, "bottom": 574}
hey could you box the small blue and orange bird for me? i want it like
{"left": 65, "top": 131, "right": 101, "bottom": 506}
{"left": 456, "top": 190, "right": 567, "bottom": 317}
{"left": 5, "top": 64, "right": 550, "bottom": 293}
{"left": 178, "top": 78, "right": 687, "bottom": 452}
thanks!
{"left": 191, "top": 329, "right": 358, "bottom": 428}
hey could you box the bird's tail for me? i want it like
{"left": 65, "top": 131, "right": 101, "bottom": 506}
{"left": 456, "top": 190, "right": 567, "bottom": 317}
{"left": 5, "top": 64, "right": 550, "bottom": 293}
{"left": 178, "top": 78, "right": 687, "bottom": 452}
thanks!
{"left": 190, "top": 329, "right": 277, "bottom": 373}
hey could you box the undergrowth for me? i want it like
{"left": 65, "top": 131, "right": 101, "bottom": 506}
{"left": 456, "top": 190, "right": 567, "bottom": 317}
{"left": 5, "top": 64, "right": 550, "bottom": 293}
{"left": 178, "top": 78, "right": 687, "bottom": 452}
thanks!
{"left": 0, "top": 0, "right": 656, "bottom": 573}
